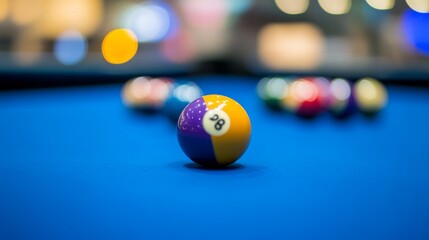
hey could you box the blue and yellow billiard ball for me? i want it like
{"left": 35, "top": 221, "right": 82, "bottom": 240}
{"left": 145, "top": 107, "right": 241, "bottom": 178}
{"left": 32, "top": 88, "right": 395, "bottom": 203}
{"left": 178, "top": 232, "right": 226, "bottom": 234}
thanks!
{"left": 177, "top": 95, "right": 251, "bottom": 167}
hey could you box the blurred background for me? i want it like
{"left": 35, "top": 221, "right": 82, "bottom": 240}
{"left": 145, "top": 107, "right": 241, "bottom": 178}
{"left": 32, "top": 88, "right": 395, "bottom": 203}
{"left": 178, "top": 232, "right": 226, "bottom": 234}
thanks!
{"left": 0, "top": 0, "right": 429, "bottom": 85}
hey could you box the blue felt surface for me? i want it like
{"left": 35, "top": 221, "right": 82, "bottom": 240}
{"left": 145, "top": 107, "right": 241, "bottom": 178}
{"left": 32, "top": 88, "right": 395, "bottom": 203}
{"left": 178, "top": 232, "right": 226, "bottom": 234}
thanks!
{"left": 1, "top": 75, "right": 429, "bottom": 240}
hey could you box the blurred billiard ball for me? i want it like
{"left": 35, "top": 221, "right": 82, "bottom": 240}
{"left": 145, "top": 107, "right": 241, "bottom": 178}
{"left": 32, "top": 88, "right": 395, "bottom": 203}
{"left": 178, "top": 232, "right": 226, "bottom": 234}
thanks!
{"left": 354, "top": 78, "right": 388, "bottom": 114}
{"left": 121, "top": 77, "right": 174, "bottom": 111}
{"left": 312, "top": 77, "right": 332, "bottom": 109}
{"left": 177, "top": 95, "right": 251, "bottom": 167}
{"left": 257, "top": 77, "right": 290, "bottom": 110}
{"left": 163, "top": 81, "right": 202, "bottom": 122}
{"left": 282, "top": 78, "right": 324, "bottom": 117}
{"left": 329, "top": 78, "right": 356, "bottom": 118}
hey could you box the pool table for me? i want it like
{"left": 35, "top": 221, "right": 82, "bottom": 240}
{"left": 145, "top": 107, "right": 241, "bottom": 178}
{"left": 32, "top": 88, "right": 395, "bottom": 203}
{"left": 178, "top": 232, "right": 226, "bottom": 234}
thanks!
{"left": 1, "top": 75, "right": 429, "bottom": 240}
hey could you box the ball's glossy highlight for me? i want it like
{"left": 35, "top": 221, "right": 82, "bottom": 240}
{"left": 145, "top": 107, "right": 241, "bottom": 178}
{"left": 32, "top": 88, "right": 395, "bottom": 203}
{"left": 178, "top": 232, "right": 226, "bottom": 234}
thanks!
{"left": 177, "top": 95, "right": 251, "bottom": 167}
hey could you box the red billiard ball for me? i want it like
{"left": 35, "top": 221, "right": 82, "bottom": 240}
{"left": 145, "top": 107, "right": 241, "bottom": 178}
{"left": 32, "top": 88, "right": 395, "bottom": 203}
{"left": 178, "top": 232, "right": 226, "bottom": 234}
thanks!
{"left": 282, "top": 78, "right": 324, "bottom": 117}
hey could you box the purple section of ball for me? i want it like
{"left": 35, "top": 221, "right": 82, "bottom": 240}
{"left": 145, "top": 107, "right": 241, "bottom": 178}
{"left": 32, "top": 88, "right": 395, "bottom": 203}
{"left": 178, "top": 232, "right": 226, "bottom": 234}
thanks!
{"left": 177, "top": 97, "right": 218, "bottom": 166}
{"left": 177, "top": 97, "right": 207, "bottom": 136}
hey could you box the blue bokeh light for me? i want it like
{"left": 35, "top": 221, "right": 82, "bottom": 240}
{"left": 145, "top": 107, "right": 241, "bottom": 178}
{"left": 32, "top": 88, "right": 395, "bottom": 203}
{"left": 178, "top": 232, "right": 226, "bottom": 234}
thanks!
{"left": 54, "top": 31, "right": 88, "bottom": 65}
{"left": 401, "top": 9, "right": 429, "bottom": 56}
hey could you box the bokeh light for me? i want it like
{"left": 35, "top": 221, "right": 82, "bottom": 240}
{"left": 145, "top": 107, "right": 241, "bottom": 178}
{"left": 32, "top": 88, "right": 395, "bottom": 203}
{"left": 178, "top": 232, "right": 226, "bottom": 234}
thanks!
{"left": 54, "top": 30, "right": 88, "bottom": 65}
{"left": 366, "top": 0, "right": 395, "bottom": 10}
{"left": 275, "top": 0, "right": 309, "bottom": 15}
{"left": 161, "top": 30, "right": 197, "bottom": 63}
{"left": 179, "top": 0, "right": 228, "bottom": 29}
{"left": 10, "top": 0, "right": 42, "bottom": 26}
{"left": 0, "top": 0, "right": 9, "bottom": 22}
{"left": 318, "top": 0, "right": 352, "bottom": 15}
{"left": 102, "top": 28, "right": 138, "bottom": 65}
{"left": 35, "top": 0, "right": 103, "bottom": 37}
{"left": 406, "top": 0, "right": 429, "bottom": 13}
{"left": 122, "top": 2, "right": 176, "bottom": 43}
{"left": 401, "top": 9, "right": 429, "bottom": 56}
{"left": 258, "top": 23, "right": 324, "bottom": 70}
{"left": 12, "top": 34, "right": 43, "bottom": 65}
{"left": 228, "top": 0, "right": 253, "bottom": 15}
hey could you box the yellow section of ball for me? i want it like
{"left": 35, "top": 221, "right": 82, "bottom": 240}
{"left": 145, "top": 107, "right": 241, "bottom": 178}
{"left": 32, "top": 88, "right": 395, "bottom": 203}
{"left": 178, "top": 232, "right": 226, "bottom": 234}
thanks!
{"left": 202, "top": 95, "right": 251, "bottom": 166}
{"left": 102, "top": 28, "right": 138, "bottom": 64}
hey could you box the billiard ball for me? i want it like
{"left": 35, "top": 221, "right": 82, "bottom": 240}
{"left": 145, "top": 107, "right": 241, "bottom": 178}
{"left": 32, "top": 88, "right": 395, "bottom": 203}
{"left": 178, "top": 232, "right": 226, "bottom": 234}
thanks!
{"left": 121, "top": 77, "right": 174, "bottom": 111}
{"left": 354, "top": 78, "right": 388, "bottom": 114}
{"left": 312, "top": 77, "right": 332, "bottom": 108}
{"left": 257, "top": 77, "right": 290, "bottom": 110}
{"left": 329, "top": 78, "right": 356, "bottom": 117}
{"left": 163, "top": 81, "right": 203, "bottom": 122}
{"left": 177, "top": 95, "right": 251, "bottom": 167}
{"left": 282, "top": 78, "right": 324, "bottom": 117}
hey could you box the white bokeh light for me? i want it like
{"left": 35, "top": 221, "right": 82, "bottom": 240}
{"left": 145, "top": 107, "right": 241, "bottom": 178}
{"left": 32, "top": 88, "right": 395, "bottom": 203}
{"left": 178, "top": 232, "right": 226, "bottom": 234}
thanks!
{"left": 123, "top": 3, "right": 172, "bottom": 43}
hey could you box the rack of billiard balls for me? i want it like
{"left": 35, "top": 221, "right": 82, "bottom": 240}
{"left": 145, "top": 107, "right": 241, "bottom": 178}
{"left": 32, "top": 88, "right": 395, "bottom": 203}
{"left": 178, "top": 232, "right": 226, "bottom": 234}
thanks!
{"left": 121, "top": 76, "right": 203, "bottom": 121}
{"left": 257, "top": 76, "right": 388, "bottom": 118}
{"left": 120, "top": 76, "right": 388, "bottom": 168}
{"left": 121, "top": 76, "right": 252, "bottom": 168}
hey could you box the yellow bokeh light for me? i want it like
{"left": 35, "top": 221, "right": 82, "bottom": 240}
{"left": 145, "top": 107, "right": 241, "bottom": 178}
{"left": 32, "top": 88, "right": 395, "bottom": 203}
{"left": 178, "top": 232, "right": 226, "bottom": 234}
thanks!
{"left": 406, "top": 0, "right": 429, "bottom": 13}
{"left": 102, "top": 29, "right": 138, "bottom": 65}
{"left": 0, "top": 0, "right": 9, "bottom": 22}
{"left": 10, "top": 0, "right": 42, "bottom": 26}
{"left": 258, "top": 23, "right": 324, "bottom": 70}
{"left": 366, "top": 0, "right": 395, "bottom": 10}
{"left": 318, "top": 0, "right": 351, "bottom": 15}
{"left": 274, "top": 0, "right": 309, "bottom": 15}
{"left": 35, "top": 0, "right": 103, "bottom": 37}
